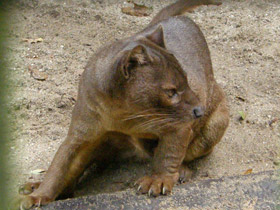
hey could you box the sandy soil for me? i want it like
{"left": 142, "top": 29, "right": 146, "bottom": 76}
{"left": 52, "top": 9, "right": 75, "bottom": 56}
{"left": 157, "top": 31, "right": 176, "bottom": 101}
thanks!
{"left": 6, "top": 0, "right": 280, "bottom": 199}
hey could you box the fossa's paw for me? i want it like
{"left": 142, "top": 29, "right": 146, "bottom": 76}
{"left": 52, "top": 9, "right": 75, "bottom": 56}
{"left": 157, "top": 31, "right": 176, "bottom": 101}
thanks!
{"left": 135, "top": 173, "right": 178, "bottom": 197}
{"left": 11, "top": 195, "right": 33, "bottom": 210}
{"left": 11, "top": 194, "right": 51, "bottom": 210}
{"left": 18, "top": 182, "right": 41, "bottom": 195}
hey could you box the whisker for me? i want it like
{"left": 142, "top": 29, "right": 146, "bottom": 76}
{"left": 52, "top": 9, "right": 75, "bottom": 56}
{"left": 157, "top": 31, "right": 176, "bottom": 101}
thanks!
{"left": 159, "top": 117, "right": 186, "bottom": 130}
{"left": 124, "top": 107, "right": 174, "bottom": 116}
{"left": 122, "top": 113, "right": 171, "bottom": 121}
{"left": 134, "top": 117, "right": 175, "bottom": 131}
{"left": 133, "top": 117, "right": 165, "bottom": 131}
{"left": 121, "top": 107, "right": 181, "bottom": 132}
{"left": 122, "top": 107, "right": 173, "bottom": 120}
{"left": 141, "top": 119, "right": 174, "bottom": 131}
{"left": 135, "top": 117, "right": 166, "bottom": 129}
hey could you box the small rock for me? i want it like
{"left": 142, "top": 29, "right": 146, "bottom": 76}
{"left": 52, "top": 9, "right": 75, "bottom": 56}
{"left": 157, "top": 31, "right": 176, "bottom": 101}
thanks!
{"left": 28, "top": 66, "right": 48, "bottom": 81}
{"left": 49, "top": 10, "right": 60, "bottom": 18}
{"left": 94, "top": 15, "right": 102, "bottom": 21}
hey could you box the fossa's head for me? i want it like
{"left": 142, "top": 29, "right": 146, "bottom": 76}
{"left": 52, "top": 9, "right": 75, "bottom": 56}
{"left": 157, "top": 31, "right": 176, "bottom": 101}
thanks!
{"left": 111, "top": 26, "right": 204, "bottom": 131}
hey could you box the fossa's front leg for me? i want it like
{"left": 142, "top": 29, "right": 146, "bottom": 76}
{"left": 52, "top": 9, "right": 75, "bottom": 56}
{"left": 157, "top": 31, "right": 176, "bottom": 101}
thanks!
{"left": 14, "top": 101, "right": 106, "bottom": 209}
{"left": 135, "top": 127, "right": 193, "bottom": 196}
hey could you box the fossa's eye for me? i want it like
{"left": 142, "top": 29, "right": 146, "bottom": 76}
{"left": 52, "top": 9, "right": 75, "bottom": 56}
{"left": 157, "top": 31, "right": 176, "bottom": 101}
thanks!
{"left": 165, "top": 88, "right": 178, "bottom": 98}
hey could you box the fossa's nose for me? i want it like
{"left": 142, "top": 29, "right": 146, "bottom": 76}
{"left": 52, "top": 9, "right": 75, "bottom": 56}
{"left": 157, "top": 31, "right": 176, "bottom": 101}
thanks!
{"left": 193, "top": 106, "right": 204, "bottom": 118}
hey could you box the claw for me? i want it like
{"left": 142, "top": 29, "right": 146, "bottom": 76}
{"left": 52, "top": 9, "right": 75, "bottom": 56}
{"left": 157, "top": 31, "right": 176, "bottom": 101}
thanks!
{"left": 148, "top": 188, "right": 152, "bottom": 197}
{"left": 137, "top": 185, "right": 142, "bottom": 191}
{"left": 38, "top": 198, "right": 42, "bottom": 207}
{"left": 162, "top": 187, "right": 166, "bottom": 195}
{"left": 20, "top": 203, "right": 24, "bottom": 210}
{"left": 179, "top": 177, "right": 185, "bottom": 184}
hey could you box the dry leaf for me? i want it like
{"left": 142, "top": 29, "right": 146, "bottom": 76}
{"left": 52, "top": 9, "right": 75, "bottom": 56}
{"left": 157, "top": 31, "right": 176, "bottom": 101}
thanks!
{"left": 30, "top": 169, "right": 46, "bottom": 175}
{"left": 268, "top": 118, "right": 279, "bottom": 127}
{"left": 121, "top": 2, "right": 152, "bottom": 17}
{"left": 243, "top": 169, "right": 253, "bottom": 175}
{"left": 235, "top": 96, "right": 246, "bottom": 102}
{"left": 23, "top": 37, "right": 44, "bottom": 44}
{"left": 28, "top": 66, "right": 48, "bottom": 81}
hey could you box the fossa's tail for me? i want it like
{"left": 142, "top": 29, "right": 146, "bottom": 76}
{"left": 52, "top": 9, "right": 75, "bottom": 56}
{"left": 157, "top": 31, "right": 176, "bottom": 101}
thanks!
{"left": 149, "top": 0, "right": 221, "bottom": 26}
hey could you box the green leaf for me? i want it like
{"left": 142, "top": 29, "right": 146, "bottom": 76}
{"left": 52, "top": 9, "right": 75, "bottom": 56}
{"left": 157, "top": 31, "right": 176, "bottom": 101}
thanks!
{"left": 238, "top": 111, "right": 246, "bottom": 120}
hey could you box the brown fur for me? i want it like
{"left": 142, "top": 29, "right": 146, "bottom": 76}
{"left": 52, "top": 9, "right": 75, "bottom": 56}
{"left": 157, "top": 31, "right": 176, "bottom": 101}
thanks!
{"left": 14, "top": 0, "right": 229, "bottom": 208}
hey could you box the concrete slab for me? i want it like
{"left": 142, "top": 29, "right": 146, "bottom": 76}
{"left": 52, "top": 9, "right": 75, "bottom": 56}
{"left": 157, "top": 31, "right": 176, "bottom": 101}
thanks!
{"left": 40, "top": 170, "right": 279, "bottom": 210}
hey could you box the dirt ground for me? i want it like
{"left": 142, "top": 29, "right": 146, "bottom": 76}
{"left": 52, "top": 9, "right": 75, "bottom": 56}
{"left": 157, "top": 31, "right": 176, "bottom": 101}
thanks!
{"left": 5, "top": 0, "right": 280, "bottom": 200}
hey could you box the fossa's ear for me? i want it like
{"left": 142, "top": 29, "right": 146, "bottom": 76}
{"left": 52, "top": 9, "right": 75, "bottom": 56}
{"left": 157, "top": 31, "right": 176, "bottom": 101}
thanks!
{"left": 119, "top": 45, "right": 151, "bottom": 79}
{"left": 146, "top": 25, "right": 165, "bottom": 48}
